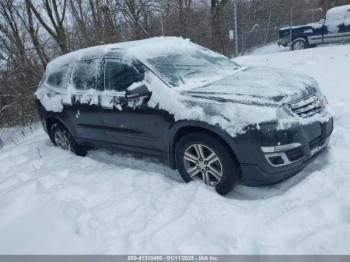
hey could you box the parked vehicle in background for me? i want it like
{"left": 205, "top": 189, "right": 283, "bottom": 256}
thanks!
{"left": 279, "top": 4, "right": 350, "bottom": 50}
{"left": 35, "top": 37, "right": 333, "bottom": 195}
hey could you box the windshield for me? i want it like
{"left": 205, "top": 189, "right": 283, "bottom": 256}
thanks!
{"left": 146, "top": 47, "right": 240, "bottom": 88}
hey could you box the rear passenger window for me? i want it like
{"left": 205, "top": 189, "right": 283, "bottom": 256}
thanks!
{"left": 345, "top": 10, "right": 350, "bottom": 20}
{"left": 46, "top": 66, "right": 69, "bottom": 89}
{"left": 104, "top": 59, "right": 142, "bottom": 92}
{"left": 72, "top": 59, "right": 100, "bottom": 90}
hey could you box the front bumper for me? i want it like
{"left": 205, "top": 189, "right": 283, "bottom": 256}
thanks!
{"left": 233, "top": 117, "right": 333, "bottom": 186}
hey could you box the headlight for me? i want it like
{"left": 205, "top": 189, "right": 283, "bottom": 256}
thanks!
{"left": 315, "top": 92, "right": 328, "bottom": 109}
{"left": 276, "top": 105, "right": 294, "bottom": 119}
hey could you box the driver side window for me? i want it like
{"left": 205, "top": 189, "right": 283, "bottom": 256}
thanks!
{"left": 104, "top": 59, "right": 142, "bottom": 92}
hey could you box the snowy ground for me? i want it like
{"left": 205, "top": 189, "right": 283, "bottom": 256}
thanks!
{"left": 0, "top": 43, "right": 350, "bottom": 254}
{"left": 245, "top": 42, "right": 289, "bottom": 55}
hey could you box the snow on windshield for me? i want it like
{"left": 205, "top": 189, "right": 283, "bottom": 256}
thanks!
{"left": 146, "top": 48, "right": 239, "bottom": 88}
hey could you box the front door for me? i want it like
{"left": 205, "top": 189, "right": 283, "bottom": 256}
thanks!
{"left": 99, "top": 58, "right": 172, "bottom": 158}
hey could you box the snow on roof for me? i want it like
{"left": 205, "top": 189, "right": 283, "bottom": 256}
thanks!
{"left": 46, "top": 37, "right": 196, "bottom": 72}
{"left": 325, "top": 5, "right": 350, "bottom": 32}
{"left": 326, "top": 4, "right": 350, "bottom": 21}
{"left": 327, "top": 4, "right": 350, "bottom": 16}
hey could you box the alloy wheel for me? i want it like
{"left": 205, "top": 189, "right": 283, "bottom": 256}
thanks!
{"left": 54, "top": 129, "right": 71, "bottom": 151}
{"left": 183, "top": 143, "right": 223, "bottom": 186}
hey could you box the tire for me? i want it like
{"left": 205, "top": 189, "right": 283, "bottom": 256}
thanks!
{"left": 50, "top": 123, "right": 87, "bottom": 156}
{"left": 291, "top": 38, "right": 308, "bottom": 50}
{"left": 175, "top": 132, "right": 240, "bottom": 195}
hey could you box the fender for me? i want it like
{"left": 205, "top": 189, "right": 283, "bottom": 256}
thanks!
{"left": 167, "top": 120, "right": 241, "bottom": 169}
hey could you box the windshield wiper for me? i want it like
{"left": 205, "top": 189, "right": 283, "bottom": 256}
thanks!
{"left": 184, "top": 70, "right": 201, "bottom": 77}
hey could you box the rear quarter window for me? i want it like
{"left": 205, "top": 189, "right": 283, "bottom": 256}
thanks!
{"left": 47, "top": 71, "right": 65, "bottom": 87}
{"left": 45, "top": 66, "right": 70, "bottom": 90}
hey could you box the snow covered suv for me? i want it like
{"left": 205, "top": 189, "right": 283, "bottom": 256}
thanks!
{"left": 279, "top": 4, "right": 350, "bottom": 50}
{"left": 35, "top": 37, "right": 333, "bottom": 195}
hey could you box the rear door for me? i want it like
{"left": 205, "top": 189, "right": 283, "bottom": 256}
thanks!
{"left": 340, "top": 8, "right": 350, "bottom": 42}
{"left": 99, "top": 58, "right": 172, "bottom": 158}
{"left": 63, "top": 59, "right": 109, "bottom": 147}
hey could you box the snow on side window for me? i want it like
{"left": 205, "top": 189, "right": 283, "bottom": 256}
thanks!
{"left": 45, "top": 66, "right": 70, "bottom": 90}
{"left": 325, "top": 5, "right": 350, "bottom": 33}
{"left": 345, "top": 9, "right": 350, "bottom": 23}
{"left": 34, "top": 65, "right": 71, "bottom": 112}
{"left": 47, "top": 71, "right": 66, "bottom": 89}
{"left": 72, "top": 59, "right": 100, "bottom": 90}
{"left": 346, "top": 9, "right": 350, "bottom": 19}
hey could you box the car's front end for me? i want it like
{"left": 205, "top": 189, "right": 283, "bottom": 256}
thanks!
{"left": 278, "top": 28, "right": 292, "bottom": 47}
{"left": 180, "top": 65, "right": 333, "bottom": 186}
{"left": 233, "top": 92, "right": 333, "bottom": 186}
{"left": 139, "top": 39, "right": 333, "bottom": 187}
{"left": 278, "top": 26, "right": 293, "bottom": 47}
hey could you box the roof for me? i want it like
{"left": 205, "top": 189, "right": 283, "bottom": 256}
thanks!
{"left": 46, "top": 37, "right": 195, "bottom": 72}
{"left": 327, "top": 4, "right": 350, "bottom": 16}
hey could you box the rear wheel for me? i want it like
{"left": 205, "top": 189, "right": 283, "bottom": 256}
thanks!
{"left": 175, "top": 132, "right": 240, "bottom": 195}
{"left": 50, "top": 123, "right": 87, "bottom": 156}
{"left": 291, "top": 38, "right": 308, "bottom": 50}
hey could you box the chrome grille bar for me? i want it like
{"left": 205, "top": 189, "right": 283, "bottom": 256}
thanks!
{"left": 288, "top": 93, "right": 324, "bottom": 118}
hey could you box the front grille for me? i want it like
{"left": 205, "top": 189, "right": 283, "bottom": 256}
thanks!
{"left": 285, "top": 147, "right": 304, "bottom": 162}
{"left": 288, "top": 93, "right": 324, "bottom": 118}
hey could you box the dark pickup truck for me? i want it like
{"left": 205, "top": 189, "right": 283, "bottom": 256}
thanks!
{"left": 279, "top": 4, "right": 350, "bottom": 50}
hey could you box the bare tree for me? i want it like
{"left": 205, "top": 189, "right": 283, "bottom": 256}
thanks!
{"left": 25, "top": 0, "right": 49, "bottom": 67}
{"left": 69, "top": 0, "right": 123, "bottom": 47}
{"left": 211, "top": 0, "right": 230, "bottom": 54}
{"left": 116, "top": 0, "right": 155, "bottom": 39}
{"left": 0, "top": 0, "right": 43, "bottom": 127}
{"left": 26, "top": 0, "right": 69, "bottom": 54}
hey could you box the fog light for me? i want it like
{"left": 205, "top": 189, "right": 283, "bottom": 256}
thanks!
{"left": 268, "top": 156, "right": 284, "bottom": 165}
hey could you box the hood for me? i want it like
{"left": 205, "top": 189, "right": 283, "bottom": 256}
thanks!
{"left": 183, "top": 66, "right": 319, "bottom": 106}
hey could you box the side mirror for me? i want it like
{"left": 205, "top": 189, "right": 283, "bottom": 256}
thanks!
{"left": 125, "top": 84, "right": 151, "bottom": 100}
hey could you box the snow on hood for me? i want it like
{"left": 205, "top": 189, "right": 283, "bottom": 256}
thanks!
{"left": 143, "top": 71, "right": 278, "bottom": 136}
{"left": 144, "top": 68, "right": 329, "bottom": 137}
{"left": 183, "top": 66, "right": 319, "bottom": 106}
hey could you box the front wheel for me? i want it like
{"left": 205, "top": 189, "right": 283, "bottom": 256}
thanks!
{"left": 175, "top": 132, "right": 240, "bottom": 195}
{"left": 50, "top": 123, "right": 87, "bottom": 156}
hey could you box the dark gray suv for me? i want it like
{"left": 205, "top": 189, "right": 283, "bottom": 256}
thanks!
{"left": 35, "top": 37, "right": 333, "bottom": 195}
